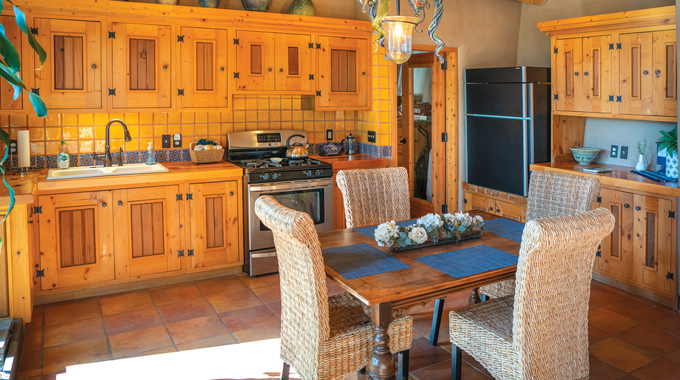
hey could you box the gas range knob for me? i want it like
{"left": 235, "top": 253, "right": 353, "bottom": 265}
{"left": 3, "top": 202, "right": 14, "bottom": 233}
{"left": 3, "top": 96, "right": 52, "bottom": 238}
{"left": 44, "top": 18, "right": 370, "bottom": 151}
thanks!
{"left": 305, "top": 170, "right": 312, "bottom": 177}
{"left": 272, "top": 173, "right": 279, "bottom": 180}
{"left": 262, "top": 173, "right": 269, "bottom": 180}
{"left": 315, "top": 169, "right": 321, "bottom": 176}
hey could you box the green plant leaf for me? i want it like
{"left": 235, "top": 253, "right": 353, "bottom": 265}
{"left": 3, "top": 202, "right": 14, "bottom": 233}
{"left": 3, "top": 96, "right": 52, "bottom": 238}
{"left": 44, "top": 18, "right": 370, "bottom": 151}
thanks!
{"left": 0, "top": 23, "right": 21, "bottom": 73}
{"left": 11, "top": 4, "right": 46, "bottom": 65}
{"left": 28, "top": 90, "right": 46, "bottom": 117}
{"left": 0, "top": 60, "right": 26, "bottom": 89}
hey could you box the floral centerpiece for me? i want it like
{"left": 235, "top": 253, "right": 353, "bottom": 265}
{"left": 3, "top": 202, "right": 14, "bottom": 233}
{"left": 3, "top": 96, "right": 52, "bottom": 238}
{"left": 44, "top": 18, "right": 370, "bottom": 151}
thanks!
{"left": 375, "top": 212, "right": 485, "bottom": 253}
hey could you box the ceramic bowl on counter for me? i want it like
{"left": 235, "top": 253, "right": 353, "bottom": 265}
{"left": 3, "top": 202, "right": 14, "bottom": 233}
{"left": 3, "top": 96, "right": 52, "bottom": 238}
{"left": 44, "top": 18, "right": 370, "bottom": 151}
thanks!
{"left": 569, "top": 147, "right": 601, "bottom": 165}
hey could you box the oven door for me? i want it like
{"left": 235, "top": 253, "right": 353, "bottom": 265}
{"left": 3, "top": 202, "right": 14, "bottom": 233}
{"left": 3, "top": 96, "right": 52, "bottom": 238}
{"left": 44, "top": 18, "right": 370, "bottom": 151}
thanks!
{"left": 247, "top": 178, "right": 334, "bottom": 252}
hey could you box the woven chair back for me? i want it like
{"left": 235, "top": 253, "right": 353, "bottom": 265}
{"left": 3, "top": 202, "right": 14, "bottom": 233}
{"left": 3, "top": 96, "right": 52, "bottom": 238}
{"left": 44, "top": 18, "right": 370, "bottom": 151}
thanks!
{"left": 336, "top": 167, "right": 411, "bottom": 228}
{"left": 254, "top": 195, "right": 330, "bottom": 376}
{"left": 526, "top": 170, "right": 600, "bottom": 221}
{"left": 513, "top": 207, "right": 614, "bottom": 379}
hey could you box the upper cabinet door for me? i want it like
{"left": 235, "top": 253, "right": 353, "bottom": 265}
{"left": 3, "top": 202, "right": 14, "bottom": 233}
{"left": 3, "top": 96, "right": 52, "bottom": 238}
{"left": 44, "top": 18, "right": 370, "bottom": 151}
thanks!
{"left": 652, "top": 30, "right": 677, "bottom": 117}
{"left": 317, "top": 36, "right": 370, "bottom": 110}
{"left": 0, "top": 15, "right": 21, "bottom": 111}
{"left": 33, "top": 18, "right": 102, "bottom": 110}
{"left": 110, "top": 23, "right": 172, "bottom": 109}
{"left": 554, "top": 38, "right": 582, "bottom": 112}
{"left": 235, "top": 31, "right": 275, "bottom": 91}
{"left": 619, "top": 32, "right": 654, "bottom": 116}
{"left": 275, "top": 33, "right": 314, "bottom": 92}
{"left": 581, "top": 35, "right": 612, "bottom": 114}
{"left": 179, "top": 27, "right": 229, "bottom": 108}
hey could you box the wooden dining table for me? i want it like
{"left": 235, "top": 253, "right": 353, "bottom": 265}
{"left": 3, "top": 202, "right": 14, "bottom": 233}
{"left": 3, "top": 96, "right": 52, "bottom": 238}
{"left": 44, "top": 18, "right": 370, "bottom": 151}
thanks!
{"left": 317, "top": 212, "right": 522, "bottom": 380}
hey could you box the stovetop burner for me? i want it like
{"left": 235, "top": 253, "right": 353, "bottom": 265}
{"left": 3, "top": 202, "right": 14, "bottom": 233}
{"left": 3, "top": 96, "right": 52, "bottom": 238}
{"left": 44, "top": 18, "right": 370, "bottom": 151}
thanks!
{"left": 237, "top": 157, "right": 326, "bottom": 170}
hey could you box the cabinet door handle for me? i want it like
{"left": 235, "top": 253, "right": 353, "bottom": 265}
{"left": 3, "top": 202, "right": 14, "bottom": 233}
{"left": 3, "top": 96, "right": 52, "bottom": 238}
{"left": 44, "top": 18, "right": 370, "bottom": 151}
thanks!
{"left": 496, "top": 209, "right": 500, "bottom": 213}
{"left": 91, "top": 64, "right": 97, "bottom": 69}
{"left": 102, "top": 202, "right": 107, "bottom": 208}
{"left": 230, "top": 191, "right": 234, "bottom": 196}
{"left": 268, "top": 68, "right": 273, "bottom": 72}
{"left": 220, "top": 67, "right": 225, "bottom": 72}
{"left": 279, "top": 68, "right": 284, "bottom": 72}
{"left": 163, "top": 65, "right": 168, "bottom": 70}
{"left": 624, "top": 204, "right": 630, "bottom": 208}
{"left": 118, "top": 201, "right": 123, "bottom": 206}
{"left": 362, "top": 72, "right": 366, "bottom": 76}
{"left": 643, "top": 70, "right": 649, "bottom": 75}
{"left": 574, "top": 72, "right": 579, "bottom": 76}
{"left": 635, "top": 206, "right": 641, "bottom": 211}
{"left": 655, "top": 69, "right": 661, "bottom": 75}
{"left": 583, "top": 71, "right": 589, "bottom": 76}
{"left": 488, "top": 206, "right": 493, "bottom": 211}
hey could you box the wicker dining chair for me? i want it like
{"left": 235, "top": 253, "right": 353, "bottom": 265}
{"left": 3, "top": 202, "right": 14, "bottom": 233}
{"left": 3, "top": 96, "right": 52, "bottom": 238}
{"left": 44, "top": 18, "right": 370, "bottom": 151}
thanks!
{"left": 480, "top": 170, "right": 601, "bottom": 299}
{"left": 254, "top": 195, "right": 413, "bottom": 380}
{"left": 449, "top": 208, "right": 615, "bottom": 380}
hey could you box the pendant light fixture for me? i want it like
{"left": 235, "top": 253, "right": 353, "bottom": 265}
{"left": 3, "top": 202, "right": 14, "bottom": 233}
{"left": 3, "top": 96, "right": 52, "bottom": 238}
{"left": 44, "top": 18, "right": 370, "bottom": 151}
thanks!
{"left": 381, "top": 1, "right": 420, "bottom": 64}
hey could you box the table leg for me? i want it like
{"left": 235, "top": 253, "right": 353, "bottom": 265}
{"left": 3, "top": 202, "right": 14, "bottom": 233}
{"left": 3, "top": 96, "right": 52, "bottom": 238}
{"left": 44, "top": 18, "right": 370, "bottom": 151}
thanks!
{"left": 369, "top": 302, "right": 396, "bottom": 380}
{"left": 469, "top": 287, "right": 481, "bottom": 305}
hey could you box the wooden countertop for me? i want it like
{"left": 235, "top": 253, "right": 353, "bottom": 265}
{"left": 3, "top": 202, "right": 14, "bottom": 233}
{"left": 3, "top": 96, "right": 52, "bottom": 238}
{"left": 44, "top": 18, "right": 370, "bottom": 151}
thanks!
{"left": 0, "top": 172, "right": 39, "bottom": 207}
{"left": 311, "top": 154, "right": 388, "bottom": 170}
{"left": 531, "top": 162, "right": 680, "bottom": 198}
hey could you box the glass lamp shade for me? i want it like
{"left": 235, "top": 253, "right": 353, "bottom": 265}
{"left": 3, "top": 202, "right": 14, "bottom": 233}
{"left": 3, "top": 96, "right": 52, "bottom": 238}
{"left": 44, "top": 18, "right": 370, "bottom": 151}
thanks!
{"left": 381, "top": 16, "right": 420, "bottom": 64}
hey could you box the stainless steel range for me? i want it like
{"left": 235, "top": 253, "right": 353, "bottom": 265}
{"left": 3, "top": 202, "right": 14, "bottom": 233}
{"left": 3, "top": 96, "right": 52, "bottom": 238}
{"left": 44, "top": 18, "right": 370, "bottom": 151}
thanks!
{"left": 227, "top": 130, "right": 334, "bottom": 276}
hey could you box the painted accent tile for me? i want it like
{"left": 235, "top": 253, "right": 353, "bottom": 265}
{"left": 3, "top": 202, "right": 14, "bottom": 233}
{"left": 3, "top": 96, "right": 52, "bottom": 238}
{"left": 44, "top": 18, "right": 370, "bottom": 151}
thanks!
{"left": 168, "top": 150, "right": 182, "bottom": 162}
{"left": 126, "top": 151, "right": 139, "bottom": 164}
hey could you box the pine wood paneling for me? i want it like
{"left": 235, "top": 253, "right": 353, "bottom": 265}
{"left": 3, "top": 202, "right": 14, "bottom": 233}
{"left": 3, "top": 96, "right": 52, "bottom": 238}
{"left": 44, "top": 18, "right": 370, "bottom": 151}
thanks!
{"left": 288, "top": 47, "right": 299, "bottom": 76}
{"left": 179, "top": 27, "right": 228, "bottom": 109}
{"left": 275, "top": 33, "right": 313, "bottom": 92}
{"left": 195, "top": 42, "right": 214, "bottom": 91}
{"left": 54, "top": 36, "right": 85, "bottom": 90}
{"left": 58, "top": 208, "right": 96, "bottom": 267}
{"left": 205, "top": 196, "right": 224, "bottom": 249}
{"left": 235, "top": 31, "right": 275, "bottom": 91}
{"left": 318, "top": 36, "right": 370, "bottom": 110}
{"left": 129, "top": 202, "right": 164, "bottom": 258}
{"left": 129, "top": 38, "right": 156, "bottom": 90}
{"left": 0, "top": 15, "right": 21, "bottom": 111}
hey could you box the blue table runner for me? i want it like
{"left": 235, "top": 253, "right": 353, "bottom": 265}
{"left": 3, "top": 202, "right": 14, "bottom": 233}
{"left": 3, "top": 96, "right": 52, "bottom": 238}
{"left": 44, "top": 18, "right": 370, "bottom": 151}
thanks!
{"left": 415, "top": 245, "right": 518, "bottom": 278}
{"left": 353, "top": 219, "right": 417, "bottom": 239}
{"left": 322, "top": 243, "right": 410, "bottom": 280}
{"left": 483, "top": 218, "right": 525, "bottom": 243}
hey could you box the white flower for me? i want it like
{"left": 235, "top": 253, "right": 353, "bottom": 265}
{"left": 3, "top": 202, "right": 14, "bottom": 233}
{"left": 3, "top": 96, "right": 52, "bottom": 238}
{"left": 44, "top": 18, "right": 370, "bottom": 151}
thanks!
{"left": 408, "top": 227, "right": 428, "bottom": 244}
{"left": 374, "top": 221, "right": 399, "bottom": 247}
{"left": 417, "top": 213, "right": 443, "bottom": 228}
{"left": 474, "top": 215, "right": 484, "bottom": 224}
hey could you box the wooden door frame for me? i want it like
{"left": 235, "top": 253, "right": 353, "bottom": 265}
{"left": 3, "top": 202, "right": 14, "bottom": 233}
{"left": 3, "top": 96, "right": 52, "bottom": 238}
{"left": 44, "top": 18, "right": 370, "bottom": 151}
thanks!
{"left": 393, "top": 45, "right": 458, "bottom": 215}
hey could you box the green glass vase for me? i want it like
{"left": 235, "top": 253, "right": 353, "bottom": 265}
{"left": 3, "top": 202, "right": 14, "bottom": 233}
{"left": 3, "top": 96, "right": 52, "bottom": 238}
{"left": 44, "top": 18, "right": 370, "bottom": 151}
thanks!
{"left": 288, "top": 0, "right": 315, "bottom": 16}
{"left": 241, "top": 0, "right": 271, "bottom": 11}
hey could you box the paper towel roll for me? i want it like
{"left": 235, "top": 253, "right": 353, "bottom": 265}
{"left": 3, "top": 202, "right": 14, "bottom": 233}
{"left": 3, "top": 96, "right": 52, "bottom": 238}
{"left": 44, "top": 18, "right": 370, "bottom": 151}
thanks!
{"left": 17, "top": 130, "right": 30, "bottom": 168}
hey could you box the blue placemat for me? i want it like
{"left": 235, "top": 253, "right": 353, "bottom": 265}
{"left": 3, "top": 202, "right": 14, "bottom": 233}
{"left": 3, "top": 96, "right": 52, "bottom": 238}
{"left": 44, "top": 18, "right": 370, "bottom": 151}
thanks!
{"left": 353, "top": 219, "right": 417, "bottom": 239}
{"left": 416, "top": 245, "right": 518, "bottom": 278}
{"left": 322, "top": 243, "right": 410, "bottom": 280}
{"left": 484, "top": 218, "right": 525, "bottom": 243}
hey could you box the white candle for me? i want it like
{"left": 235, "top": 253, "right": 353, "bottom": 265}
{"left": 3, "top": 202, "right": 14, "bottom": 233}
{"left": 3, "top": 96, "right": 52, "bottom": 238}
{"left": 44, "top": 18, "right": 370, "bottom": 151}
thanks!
{"left": 17, "top": 130, "right": 30, "bottom": 168}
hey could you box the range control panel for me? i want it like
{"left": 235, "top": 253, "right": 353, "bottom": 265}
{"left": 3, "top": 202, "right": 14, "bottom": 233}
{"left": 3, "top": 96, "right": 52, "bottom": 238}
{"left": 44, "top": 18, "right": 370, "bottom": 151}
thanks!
{"left": 257, "top": 133, "right": 282, "bottom": 144}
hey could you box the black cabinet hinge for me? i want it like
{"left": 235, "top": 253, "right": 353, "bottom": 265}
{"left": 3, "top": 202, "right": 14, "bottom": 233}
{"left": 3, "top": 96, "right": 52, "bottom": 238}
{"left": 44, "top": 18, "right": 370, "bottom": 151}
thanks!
{"left": 187, "top": 249, "right": 194, "bottom": 257}
{"left": 464, "top": 198, "right": 468, "bottom": 204}
{"left": 176, "top": 194, "right": 183, "bottom": 201}
{"left": 441, "top": 60, "right": 448, "bottom": 71}
{"left": 554, "top": 94, "right": 558, "bottom": 100}
{"left": 596, "top": 196, "right": 602, "bottom": 203}
{"left": 616, "top": 43, "right": 622, "bottom": 50}
{"left": 667, "top": 271, "right": 675, "bottom": 280}
{"left": 186, "top": 193, "right": 193, "bottom": 200}
{"left": 609, "top": 43, "right": 614, "bottom": 50}
{"left": 30, "top": 27, "right": 38, "bottom": 35}
{"left": 616, "top": 95, "right": 622, "bottom": 102}
{"left": 233, "top": 72, "right": 240, "bottom": 79}
{"left": 316, "top": 91, "right": 321, "bottom": 96}
{"left": 669, "top": 211, "right": 676, "bottom": 219}
{"left": 309, "top": 74, "right": 314, "bottom": 80}
{"left": 441, "top": 204, "right": 448, "bottom": 214}
{"left": 441, "top": 132, "right": 448, "bottom": 143}
{"left": 31, "top": 88, "right": 39, "bottom": 96}
{"left": 177, "top": 35, "right": 184, "bottom": 42}
{"left": 554, "top": 47, "right": 558, "bottom": 54}
{"left": 178, "top": 250, "right": 184, "bottom": 257}
{"left": 33, "top": 206, "right": 42, "bottom": 214}
{"left": 308, "top": 42, "right": 314, "bottom": 49}
{"left": 109, "top": 88, "right": 116, "bottom": 96}
{"left": 233, "top": 38, "right": 239, "bottom": 45}
{"left": 608, "top": 95, "right": 615, "bottom": 102}
{"left": 178, "top": 89, "right": 184, "bottom": 96}
{"left": 596, "top": 250, "right": 602, "bottom": 257}
{"left": 36, "top": 269, "right": 44, "bottom": 277}
{"left": 108, "top": 31, "right": 115, "bottom": 39}
{"left": 316, "top": 43, "right": 321, "bottom": 49}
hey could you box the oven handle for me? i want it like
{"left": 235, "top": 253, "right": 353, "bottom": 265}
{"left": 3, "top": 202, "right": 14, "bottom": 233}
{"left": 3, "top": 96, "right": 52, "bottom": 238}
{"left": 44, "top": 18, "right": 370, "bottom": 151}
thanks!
{"left": 249, "top": 179, "right": 333, "bottom": 193}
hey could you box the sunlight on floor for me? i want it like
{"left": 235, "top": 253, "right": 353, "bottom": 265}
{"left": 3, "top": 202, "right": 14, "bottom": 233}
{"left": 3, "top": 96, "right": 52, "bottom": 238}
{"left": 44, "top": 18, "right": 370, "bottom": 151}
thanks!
{"left": 56, "top": 338, "right": 301, "bottom": 380}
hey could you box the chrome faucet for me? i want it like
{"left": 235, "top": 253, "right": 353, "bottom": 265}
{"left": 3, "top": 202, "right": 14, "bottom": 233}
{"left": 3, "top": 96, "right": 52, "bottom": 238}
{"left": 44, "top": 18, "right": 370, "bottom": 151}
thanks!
{"left": 104, "top": 119, "right": 132, "bottom": 167}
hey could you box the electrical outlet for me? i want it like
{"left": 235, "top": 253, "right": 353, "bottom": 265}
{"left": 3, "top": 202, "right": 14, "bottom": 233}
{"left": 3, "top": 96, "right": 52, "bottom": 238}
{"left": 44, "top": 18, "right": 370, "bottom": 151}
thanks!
{"left": 173, "top": 134, "right": 182, "bottom": 148}
{"left": 368, "top": 131, "right": 376, "bottom": 143}
{"left": 326, "top": 129, "right": 333, "bottom": 141}
{"left": 620, "top": 146, "right": 629, "bottom": 159}
{"left": 162, "top": 135, "right": 171, "bottom": 149}
{"left": 610, "top": 145, "right": 618, "bottom": 158}
{"left": 9, "top": 140, "right": 17, "bottom": 155}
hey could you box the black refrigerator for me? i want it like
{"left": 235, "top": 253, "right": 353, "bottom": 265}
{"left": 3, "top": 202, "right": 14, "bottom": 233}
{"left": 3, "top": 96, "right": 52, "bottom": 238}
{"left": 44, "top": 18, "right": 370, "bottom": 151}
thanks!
{"left": 465, "top": 67, "right": 551, "bottom": 196}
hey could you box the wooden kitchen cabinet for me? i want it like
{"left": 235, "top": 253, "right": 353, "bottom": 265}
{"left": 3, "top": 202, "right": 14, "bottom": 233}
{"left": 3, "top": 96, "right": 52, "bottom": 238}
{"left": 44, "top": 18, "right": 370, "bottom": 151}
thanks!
{"left": 109, "top": 22, "right": 173, "bottom": 109}
{"left": 187, "top": 181, "right": 242, "bottom": 271}
{"left": 463, "top": 190, "right": 527, "bottom": 223}
{"left": 317, "top": 35, "right": 371, "bottom": 110}
{"left": 595, "top": 188, "right": 634, "bottom": 280}
{"left": 275, "top": 33, "right": 314, "bottom": 92}
{"left": 38, "top": 192, "right": 115, "bottom": 290}
{"left": 32, "top": 18, "right": 103, "bottom": 110}
{"left": 179, "top": 27, "right": 229, "bottom": 109}
{"left": 112, "top": 186, "right": 182, "bottom": 278}
{"left": 0, "top": 15, "right": 22, "bottom": 111}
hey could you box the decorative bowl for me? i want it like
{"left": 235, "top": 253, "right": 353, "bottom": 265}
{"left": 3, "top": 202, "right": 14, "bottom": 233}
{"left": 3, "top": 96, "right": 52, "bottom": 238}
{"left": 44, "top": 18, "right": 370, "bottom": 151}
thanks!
{"left": 241, "top": 0, "right": 272, "bottom": 11}
{"left": 199, "top": 0, "right": 220, "bottom": 7}
{"left": 569, "top": 147, "right": 601, "bottom": 165}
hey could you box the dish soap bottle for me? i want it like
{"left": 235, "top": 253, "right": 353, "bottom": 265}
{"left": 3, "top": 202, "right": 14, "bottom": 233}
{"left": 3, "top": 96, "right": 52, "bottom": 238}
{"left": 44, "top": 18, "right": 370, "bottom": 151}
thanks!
{"left": 58, "top": 141, "right": 70, "bottom": 169}
{"left": 146, "top": 142, "right": 156, "bottom": 165}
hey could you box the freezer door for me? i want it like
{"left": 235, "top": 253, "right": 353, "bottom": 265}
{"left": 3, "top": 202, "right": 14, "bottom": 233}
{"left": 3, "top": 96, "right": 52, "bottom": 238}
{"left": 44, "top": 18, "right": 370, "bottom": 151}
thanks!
{"left": 466, "top": 83, "right": 528, "bottom": 118}
{"left": 466, "top": 116, "right": 528, "bottom": 196}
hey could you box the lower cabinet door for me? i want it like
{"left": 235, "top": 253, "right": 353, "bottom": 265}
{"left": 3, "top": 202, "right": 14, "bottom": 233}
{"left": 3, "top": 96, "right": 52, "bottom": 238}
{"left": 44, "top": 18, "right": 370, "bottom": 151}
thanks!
{"left": 596, "top": 188, "right": 634, "bottom": 279}
{"left": 464, "top": 192, "right": 495, "bottom": 214}
{"left": 495, "top": 200, "right": 526, "bottom": 223}
{"left": 113, "top": 186, "right": 182, "bottom": 278}
{"left": 39, "top": 192, "right": 114, "bottom": 290}
{"left": 188, "top": 181, "right": 241, "bottom": 270}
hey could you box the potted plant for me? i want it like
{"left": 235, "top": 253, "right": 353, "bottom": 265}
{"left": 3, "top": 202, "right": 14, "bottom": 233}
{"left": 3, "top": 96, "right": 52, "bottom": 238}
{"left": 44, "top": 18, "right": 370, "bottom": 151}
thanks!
{"left": 0, "top": 0, "right": 47, "bottom": 244}
{"left": 635, "top": 139, "right": 647, "bottom": 171}
{"left": 658, "top": 126, "right": 677, "bottom": 179}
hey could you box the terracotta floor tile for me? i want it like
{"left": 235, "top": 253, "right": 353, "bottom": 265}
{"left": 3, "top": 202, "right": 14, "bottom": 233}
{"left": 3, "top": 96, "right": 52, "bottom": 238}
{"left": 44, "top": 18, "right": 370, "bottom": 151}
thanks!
{"left": 588, "top": 356, "right": 626, "bottom": 380}
{"left": 237, "top": 273, "right": 280, "bottom": 289}
{"left": 220, "top": 304, "right": 280, "bottom": 332}
{"left": 100, "top": 290, "right": 154, "bottom": 316}
{"left": 411, "top": 359, "right": 490, "bottom": 380}
{"left": 17, "top": 349, "right": 42, "bottom": 379}
{"left": 42, "top": 337, "right": 110, "bottom": 374}
{"left": 424, "top": 325, "right": 452, "bottom": 349}
{"left": 411, "top": 311, "right": 441, "bottom": 337}
{"left": 44, "top": 298, "right": 101, "bottom": 326}
{"left": 462, "top": 351, "right": 494, "bottom": 378}
{"left": 617, "top": 324, "right": 680, "bottom": 356}
{"left": 120, "top": 346, "right": 178, "bottom": 359}
{"left": 252, "top": 284, "right": 281, "bottom": 304}
{"left": 157, "top": 298, "right": 216, "bottom": 324}
{"left": 616, "top": 375, "right": 639, "bottom": 380}
{"left": 108, "top": 325, "right": 173, "bottom": 359}
{"left": 267, "top": 301, "right": 282, "bottom": 317}
{"left": 588, "top": 308, "right": 640, "bottom": 335}
{"left": 589, "top": 325, "right": 611, "bottom": 346}
{"left": 166, "top": 314, "right": 230, "bottom": 344}
{"left": 26, "top": 305, "right": 44, "bottom": 331}
{"left": 23, "top": 327, "right": 42, "bottom": 352}
{"left": 603, "top": 297, "right": 669, "bottom": 323}
{"left": 590, "top": 337, "right": 658, "bottom": 373}
{"left": 407, "top": 337, "right": 451, "bottom": 372}
{"left": 630, "top": 358, "right": 680, "bottom": 380}
{"left": 666, "top": 348, "right": 680, "bottom": 365}
{"left": 176, "top": 334, "right": 238, "bottom": 351}
{"left": 44, "top": 317, "right": 105, "bottom": 348}
{"left": 207, "top": 289, "right": 263, "bottom": 314}
{"left": 651, "top": 312, "right": 680, "bottom": 338}
{"left": 232, "top": 321, "right": 281, "bottom": 343}
{"left": 589, "top": 285, "right": 627, "bottom": 309}
{"left": 104, "top": 307, "right": 163, "bottom": 335}
{"left": 195, "top": 276, "right": 248, "bottom": 297}
{"left": 149, "top": 282, "right": 203, "bottom": 305}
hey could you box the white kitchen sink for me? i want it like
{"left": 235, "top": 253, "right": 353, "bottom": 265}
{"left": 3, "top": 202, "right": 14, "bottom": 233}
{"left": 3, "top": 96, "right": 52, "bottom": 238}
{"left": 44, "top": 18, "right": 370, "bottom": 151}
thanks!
{"left": 46, "top": 163, "right": 169, "bottom": 180}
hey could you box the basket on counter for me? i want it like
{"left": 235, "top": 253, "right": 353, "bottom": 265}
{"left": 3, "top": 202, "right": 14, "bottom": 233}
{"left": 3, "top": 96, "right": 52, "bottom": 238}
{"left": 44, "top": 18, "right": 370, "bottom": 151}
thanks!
{"left": 189, "top": 142, "right": 225, "bottom": 164}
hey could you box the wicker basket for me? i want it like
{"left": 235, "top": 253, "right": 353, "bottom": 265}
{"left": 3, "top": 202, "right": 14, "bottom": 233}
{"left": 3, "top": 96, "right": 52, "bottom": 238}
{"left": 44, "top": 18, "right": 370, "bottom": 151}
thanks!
{"left": 189, "top": 143, "right": 225, "bottom": 164}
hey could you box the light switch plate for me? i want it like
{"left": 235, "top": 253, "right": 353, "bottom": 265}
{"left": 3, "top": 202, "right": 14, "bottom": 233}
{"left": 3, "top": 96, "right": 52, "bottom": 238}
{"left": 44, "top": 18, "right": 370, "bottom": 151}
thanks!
{"left": 620, "top": 146, "right": 628, "bottom": 159}
{"left": 326, "top": 129, "right": 333, "bottom": 141}
{"left": 368, "top": 131, "right": 376, "bottom": 143}
{"left": 173, "top": 134, "right": 182, "bottom": 148}
{"left": 162, "top": 135, "right": 171, "bottom": 149}
{"left": 610, "top": 145, "right": 618, "bottom": 158}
